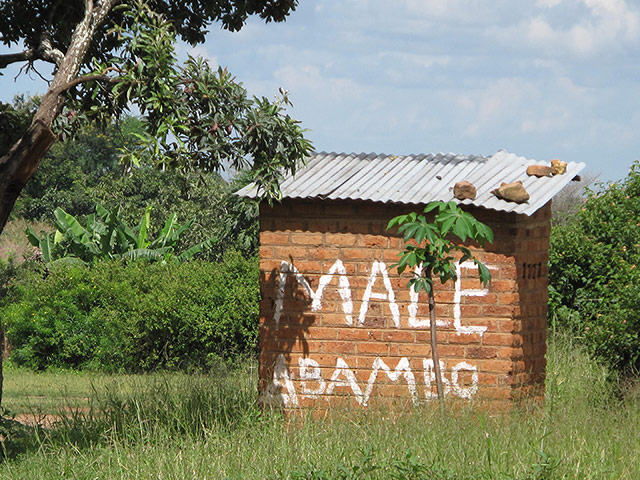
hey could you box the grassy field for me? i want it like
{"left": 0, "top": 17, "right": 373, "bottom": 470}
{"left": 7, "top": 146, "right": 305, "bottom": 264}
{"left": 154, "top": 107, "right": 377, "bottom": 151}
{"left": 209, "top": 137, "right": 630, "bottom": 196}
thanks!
{"left": 0, "top": 334, "right": 639, "bottom": 479}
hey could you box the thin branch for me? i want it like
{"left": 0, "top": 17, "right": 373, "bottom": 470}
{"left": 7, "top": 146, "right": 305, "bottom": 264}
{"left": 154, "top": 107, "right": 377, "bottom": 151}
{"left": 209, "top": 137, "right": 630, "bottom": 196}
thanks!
{"left": 53, "top": 66, "right": 124, "bottom": 94}
{"left": 18, "top": 62, "right": 53, "bottom": 85}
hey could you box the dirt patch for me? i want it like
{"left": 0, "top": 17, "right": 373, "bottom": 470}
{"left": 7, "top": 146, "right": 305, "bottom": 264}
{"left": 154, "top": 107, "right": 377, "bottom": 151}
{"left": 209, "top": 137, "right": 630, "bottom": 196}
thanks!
{"left": 14, "top": 413, "right": 61, "bottom": 429}
{"left": 13, "top": 403, "right": 91, "bottom": 429}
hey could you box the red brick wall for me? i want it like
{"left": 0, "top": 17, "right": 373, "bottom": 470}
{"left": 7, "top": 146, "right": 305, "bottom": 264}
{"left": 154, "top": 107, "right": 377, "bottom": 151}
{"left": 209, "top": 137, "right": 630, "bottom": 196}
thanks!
{"left": 258, "top": 199, "right": 550, "bottom": 409}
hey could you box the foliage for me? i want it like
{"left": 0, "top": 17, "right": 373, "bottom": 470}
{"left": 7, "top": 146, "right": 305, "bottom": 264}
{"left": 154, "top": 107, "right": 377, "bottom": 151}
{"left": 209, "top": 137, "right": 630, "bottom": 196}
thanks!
{"left": 0, "top": 0, "right": 299, "bottom": 70}
{"left": 0, "top": 0, "right": 304, "bottom": 410}
{"left": 0, "top": 0, "right": 306, "bottom": 234}
{"left": 388, "top": 201, "right": 493, "bottom": 294}
{"left": 12, "top": 113, "right": 259, "bottom": 261}
{"left": 550, "top": 172, "right": 598, "bottom": 226}
{"left": 13, "top": 116, "right": 142, "bottom": 221}
{"left": 0, "top": 95, "right": 38, "bottom": 157}
{"left": 549, "top": 161, "right": 640, "bottom": 372}
{"left": 89, "top": 168, "right": 259, "bottom": 261}
{"left": 0, "top": 252, "right": 259, "bottom": 371}
{"left": 26, "top": 204, "right": 214, "bottom": 265}
{"left": 57, "top": 1, "right": 312, "bottom": 202}
{"left": 388, "top": 201, "right": 493, "bottom": 400}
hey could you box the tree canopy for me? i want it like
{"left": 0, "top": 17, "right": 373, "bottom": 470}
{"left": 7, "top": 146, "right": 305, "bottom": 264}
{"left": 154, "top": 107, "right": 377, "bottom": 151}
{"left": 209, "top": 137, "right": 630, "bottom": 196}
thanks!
{"left": 0, "top": 0, "right": 308, "bottom": 235}
{"left": 0, "top": 0, "right": 298, "bottom": 69}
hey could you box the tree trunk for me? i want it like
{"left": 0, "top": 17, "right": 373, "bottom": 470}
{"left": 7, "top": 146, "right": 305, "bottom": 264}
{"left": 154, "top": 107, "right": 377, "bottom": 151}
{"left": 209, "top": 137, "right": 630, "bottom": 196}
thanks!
{"left": 429, "top": 289, "right": 445, "bottom": 401}
{"left": 0, "top": 0, "right": 119, "bottom": 410}
{"left": 0, "top": 323, "right": 3, "bottom": 408}
{"left": 0, "top": 122, "right": 57, "bottom": 229}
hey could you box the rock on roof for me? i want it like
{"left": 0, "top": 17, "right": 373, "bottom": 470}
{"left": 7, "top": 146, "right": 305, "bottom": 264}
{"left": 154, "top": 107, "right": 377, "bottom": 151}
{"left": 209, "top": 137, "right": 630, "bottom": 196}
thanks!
{"left": 236, "top": 150, "right": 586, "bottom": 216}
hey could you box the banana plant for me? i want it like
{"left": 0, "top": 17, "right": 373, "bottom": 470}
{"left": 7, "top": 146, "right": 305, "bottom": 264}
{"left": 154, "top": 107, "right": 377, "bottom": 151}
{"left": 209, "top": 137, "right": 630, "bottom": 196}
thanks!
{"left": 26, "top": 204, "right": 215, "bottom": 265}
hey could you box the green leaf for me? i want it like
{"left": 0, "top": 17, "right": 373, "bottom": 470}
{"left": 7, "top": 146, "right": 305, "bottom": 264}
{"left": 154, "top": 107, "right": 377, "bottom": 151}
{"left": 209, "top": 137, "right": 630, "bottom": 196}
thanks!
{"left": 440, "top": 215, "right": 457, "bottom": 235}
{"left": 54, "top": 208, "right": 90, "bottom": 242}
{"left": 177, "top": 236, "right": 217, "bottom": 261}
{"left": 387, "top": 215, "right": 403, "bottom": 230}
{"left": 476, "top": 260, "right": 492, "bottom": 287}
{"left": 405, "top": 222, "right": 426, "bottom": 243}
{"left": 452, "top": 215, "right": 472, "bottom": 241}
{"left": 156, "top": 213, "right": 178, "bottom": 247}
{"left": 422, "top": 202, "right": 441, "bottom": 214}
{"left": 40, "top": 233, "right": 54, "bottom": 264}
{"left": 54, "top": 230, "right": 64, "bottom": 244}
{"left": 477, "top": 222, "right": 494, "bottom": 243}
{"left": 414, "top": 225, "right": 427, "bottom": 244}
{"left": 122, "top": 247, "right": 173, "bottom": 262}
{"left": 25, "top": 225, "right": 40, "bottom": 247}
{"left": 136, "top": 206, "right": 152, "bottom": 249}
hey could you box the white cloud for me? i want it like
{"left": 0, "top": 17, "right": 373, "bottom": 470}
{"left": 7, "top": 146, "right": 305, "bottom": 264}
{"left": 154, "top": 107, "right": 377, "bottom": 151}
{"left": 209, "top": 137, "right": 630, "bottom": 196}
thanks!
{"left": 273, "top": 65, "right": 362, "bottom": 101}
{"left": 520, "top": 107, "right": 570, "bottom": 133}
{"left": 459, "top": 78, "right": 539, "bottom": 136}
{"left": 536, "top": 0, "right": 563, "bottom": 7}
{"left": 161, "top": 1, "right": 640, "bottom": 180}
{"left": 457, "top": 76, "right": 593, "bottom": 137}
{"left": 506, "top": 0, "right": 640, "bottom": 57}
{"left": 403, "top": 0, "right": 501, "bottom": 23}
{"left": 376, "top": 52, "right": 451, "bottom": 70}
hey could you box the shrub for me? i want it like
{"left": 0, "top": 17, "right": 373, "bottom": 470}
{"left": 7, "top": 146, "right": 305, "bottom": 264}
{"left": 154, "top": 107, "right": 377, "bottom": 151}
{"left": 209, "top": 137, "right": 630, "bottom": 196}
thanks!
{"left": 0, "top": 252, "right": 259, "bottom": 371}
{"left": 27, "top": 204, "right": 215, "bottom": 265}
{"left": 549, "top": 161, "right": 640, "bottom": 372}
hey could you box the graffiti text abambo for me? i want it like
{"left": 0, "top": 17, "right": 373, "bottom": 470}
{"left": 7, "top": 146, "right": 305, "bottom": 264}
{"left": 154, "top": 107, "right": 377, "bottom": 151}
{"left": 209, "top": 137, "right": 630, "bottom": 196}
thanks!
{"left": 263, "top": 354, "right": 479, "bottom": 407}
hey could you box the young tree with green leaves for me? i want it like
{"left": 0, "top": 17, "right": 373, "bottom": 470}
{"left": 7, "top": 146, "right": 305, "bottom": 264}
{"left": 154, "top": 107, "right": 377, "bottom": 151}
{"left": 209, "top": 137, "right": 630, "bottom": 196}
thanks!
{"left": 388, "top": 201, "right": 494, "bottom": 400}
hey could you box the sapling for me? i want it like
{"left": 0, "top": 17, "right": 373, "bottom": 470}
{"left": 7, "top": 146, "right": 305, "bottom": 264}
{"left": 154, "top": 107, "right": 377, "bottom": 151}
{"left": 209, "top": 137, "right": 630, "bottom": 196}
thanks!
{"left": 387, "top": 201, "right": 494, "bottom": 400}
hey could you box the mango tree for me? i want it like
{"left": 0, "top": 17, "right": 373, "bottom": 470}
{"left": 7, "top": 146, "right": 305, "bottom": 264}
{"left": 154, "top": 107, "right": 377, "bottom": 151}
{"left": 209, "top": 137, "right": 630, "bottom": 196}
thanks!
{"left": 0, "top": 0, "right": 307, "bottom": 408}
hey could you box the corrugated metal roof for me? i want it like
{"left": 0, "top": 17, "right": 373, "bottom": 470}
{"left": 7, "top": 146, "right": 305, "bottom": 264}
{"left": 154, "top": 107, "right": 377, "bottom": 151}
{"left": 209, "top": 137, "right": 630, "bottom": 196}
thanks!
{"left": 235, "top": 150, "right": 586, "bottom": 216}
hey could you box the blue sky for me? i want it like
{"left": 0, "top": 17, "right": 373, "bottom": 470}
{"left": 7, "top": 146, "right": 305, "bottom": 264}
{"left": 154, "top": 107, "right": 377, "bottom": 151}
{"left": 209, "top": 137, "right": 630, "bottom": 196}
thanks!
{"left": 2, "top": 0, "right": 640, "bottom": 182}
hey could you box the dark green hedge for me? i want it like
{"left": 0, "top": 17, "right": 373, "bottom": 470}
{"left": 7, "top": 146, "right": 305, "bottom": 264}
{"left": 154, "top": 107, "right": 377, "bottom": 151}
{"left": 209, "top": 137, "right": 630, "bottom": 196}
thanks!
{"left": 0, "top": 252, "right": 259, "bottom": 372}
{"left": 549, "top": 161, "right": 640, "bottom": 372}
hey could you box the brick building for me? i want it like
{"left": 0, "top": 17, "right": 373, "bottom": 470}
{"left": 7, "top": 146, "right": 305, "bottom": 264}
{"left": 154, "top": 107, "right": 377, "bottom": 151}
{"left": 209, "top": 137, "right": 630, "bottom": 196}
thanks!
{"left": 237, "top": 151, "right": 585, "bottom": 410}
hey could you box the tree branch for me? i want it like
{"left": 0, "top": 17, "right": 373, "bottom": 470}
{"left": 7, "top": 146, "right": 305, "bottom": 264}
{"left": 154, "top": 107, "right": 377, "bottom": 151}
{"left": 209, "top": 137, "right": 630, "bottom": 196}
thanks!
{"left": 53, "top": 67, "right": 123, "bottom": 94}
{"left": 37, "top": 36, "right": 65, "bottom": 66}
{"left": 0, "top": 50, "right": 37, "bottom": 69}
{"left": 0, "top": 40, "right": 65, "bottom": 69}
{"left": 92, "top": 0, "right": 120, "bottom": 27}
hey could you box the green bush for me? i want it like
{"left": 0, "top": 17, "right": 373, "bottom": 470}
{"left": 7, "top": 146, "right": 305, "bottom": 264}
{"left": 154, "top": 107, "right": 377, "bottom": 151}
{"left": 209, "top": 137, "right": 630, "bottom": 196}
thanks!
{"left": 13, "top": 113, "right": 259, "bottom": 261}
{"left": 549, "top": 161, "right": 640, "bottom": 372}
{"left": 0, "top": 252, "right": 259, "bottom": 371}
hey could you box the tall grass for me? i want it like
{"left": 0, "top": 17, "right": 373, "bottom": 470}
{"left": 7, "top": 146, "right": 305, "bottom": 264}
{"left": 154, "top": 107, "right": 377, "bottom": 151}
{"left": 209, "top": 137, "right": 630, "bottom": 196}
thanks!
{"left": 1, "top": 334, "right": 639, "bottom": 479}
